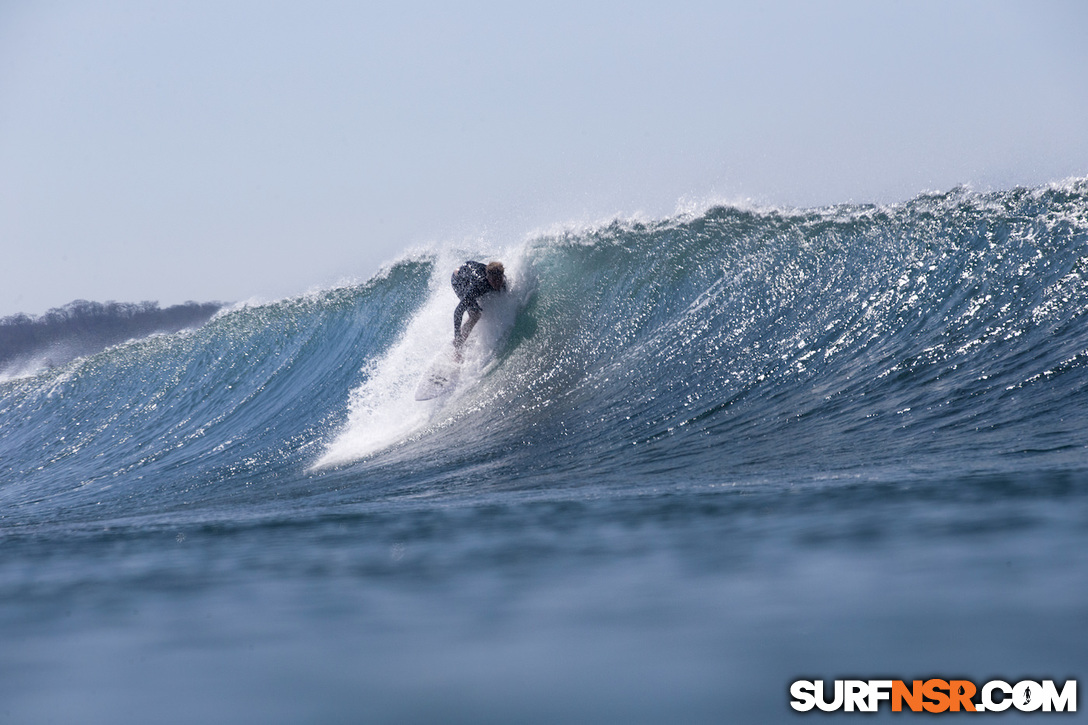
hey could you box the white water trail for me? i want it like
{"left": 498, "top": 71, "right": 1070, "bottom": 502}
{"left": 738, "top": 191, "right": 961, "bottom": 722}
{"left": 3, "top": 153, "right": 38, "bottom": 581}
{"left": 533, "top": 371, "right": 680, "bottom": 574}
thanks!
{"left": 312, "top": 247, "right": 530, "bottom": 469}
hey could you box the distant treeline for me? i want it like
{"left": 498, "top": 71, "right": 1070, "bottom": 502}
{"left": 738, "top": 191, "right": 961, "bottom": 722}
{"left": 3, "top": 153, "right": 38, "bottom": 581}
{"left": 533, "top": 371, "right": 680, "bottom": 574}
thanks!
{"left": 0, "top": 299, "right": 224, "bottom": 371}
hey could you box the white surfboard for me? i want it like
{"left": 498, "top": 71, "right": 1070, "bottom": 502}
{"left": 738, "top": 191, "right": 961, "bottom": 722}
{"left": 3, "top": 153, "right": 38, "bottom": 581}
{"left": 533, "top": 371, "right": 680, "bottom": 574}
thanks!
{"left": 414, "top": 351, "right": 461, "bottom": 401}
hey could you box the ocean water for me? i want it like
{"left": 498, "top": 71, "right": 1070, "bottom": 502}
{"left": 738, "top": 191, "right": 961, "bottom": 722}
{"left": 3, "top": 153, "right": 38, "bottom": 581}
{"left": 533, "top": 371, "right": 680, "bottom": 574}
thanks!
{"left": 2, "top": 182, "right": 1087, "bottom": 722}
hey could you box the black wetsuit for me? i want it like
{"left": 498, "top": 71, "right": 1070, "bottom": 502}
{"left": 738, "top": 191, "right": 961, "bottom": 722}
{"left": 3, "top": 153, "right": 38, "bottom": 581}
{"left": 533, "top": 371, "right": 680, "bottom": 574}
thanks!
{"left": 451, "top": 261, "right": 496, "bottom": 341}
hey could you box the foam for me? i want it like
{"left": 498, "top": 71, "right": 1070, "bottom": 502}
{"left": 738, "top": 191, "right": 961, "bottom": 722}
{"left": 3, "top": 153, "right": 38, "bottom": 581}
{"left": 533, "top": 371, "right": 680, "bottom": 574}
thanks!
{"left": 312, "top": 248, "right": 529, "bottom": 469}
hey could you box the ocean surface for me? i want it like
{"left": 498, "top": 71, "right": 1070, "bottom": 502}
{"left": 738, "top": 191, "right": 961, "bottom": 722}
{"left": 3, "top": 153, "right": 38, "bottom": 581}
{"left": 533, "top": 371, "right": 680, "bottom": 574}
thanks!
{"left": 2, "top": 181, "right": 1087, "bottom": 722}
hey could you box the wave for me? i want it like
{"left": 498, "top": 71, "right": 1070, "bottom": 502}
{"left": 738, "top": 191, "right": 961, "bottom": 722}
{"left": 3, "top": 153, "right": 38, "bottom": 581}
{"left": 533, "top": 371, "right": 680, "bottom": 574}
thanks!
{"left": 3, "top": 180, "right": 1088, "bottom": 526}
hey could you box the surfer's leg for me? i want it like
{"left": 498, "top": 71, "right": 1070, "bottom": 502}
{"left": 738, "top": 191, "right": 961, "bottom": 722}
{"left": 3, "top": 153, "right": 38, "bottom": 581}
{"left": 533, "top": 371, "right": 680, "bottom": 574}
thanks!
{"left": 454, "top": 308, "right": 481, "bottom": 361}
{"left": 453, "top": 298, "right": 470, "bottom": 341}
{"left": 459, "top": 308, "right": 481, "bottom": 343}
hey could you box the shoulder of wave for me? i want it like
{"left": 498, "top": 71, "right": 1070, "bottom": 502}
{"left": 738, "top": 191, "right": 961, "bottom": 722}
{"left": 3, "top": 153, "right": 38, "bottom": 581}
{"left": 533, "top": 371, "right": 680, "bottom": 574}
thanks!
{"left": 211, "top": 254, "right": 441, "bottom": 319}
{"left": 0, "top": 312, "right": 223, "bottom": 384}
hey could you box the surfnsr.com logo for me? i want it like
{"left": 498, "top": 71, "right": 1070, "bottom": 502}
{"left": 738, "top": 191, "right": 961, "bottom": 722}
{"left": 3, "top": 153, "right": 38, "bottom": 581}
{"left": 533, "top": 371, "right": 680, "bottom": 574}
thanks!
{"left": 790, "top": 679, "right": 1077, "bottom": 713}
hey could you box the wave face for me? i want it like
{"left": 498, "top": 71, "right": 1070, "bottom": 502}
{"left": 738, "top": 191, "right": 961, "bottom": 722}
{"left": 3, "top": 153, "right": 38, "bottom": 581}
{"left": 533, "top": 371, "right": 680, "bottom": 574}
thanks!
{"left": 3, "top": 181, "right": 1088, "bottom": 526}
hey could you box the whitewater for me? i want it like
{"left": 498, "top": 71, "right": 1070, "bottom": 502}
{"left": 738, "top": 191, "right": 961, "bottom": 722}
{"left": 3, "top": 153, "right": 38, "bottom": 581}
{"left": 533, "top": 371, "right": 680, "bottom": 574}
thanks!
{"left": 2, "top": 181, "right": 1087, "bottom": 722}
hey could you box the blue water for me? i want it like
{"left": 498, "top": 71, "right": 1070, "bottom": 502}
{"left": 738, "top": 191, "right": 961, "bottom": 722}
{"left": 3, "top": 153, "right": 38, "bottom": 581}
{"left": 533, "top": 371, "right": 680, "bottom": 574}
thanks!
{"left": 2, "top": 182, "right": 1087, "bottom": 722}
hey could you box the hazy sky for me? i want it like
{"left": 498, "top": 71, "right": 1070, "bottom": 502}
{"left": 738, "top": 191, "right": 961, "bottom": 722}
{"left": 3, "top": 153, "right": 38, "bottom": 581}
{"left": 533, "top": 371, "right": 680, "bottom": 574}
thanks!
{"left": 2, "top": 0, "right": 1086, "bottom": 317}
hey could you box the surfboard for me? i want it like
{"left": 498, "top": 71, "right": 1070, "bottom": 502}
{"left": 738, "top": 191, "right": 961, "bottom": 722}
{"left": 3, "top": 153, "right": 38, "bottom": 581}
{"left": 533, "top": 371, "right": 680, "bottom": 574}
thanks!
{"left": 414, "top": 352, "right": 461, "bottom": 401}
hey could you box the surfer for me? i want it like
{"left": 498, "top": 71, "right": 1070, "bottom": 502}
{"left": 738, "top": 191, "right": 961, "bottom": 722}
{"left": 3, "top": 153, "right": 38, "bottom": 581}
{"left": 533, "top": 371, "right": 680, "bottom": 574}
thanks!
{"left": 452, "top": 260, "right": 506, "bottom": 359}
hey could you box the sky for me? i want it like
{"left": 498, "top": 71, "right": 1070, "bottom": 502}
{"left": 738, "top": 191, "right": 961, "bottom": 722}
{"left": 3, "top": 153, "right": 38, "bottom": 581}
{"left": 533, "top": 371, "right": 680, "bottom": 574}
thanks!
{"left": 2, "top": 0, "right": 1087, "bottom": 318}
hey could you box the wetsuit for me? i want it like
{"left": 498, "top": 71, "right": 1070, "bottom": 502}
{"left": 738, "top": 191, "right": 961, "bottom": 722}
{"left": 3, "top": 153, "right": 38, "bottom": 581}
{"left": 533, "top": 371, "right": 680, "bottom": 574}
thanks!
{"left": 451, "top": 261, "right": 496, "bottom": 341}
